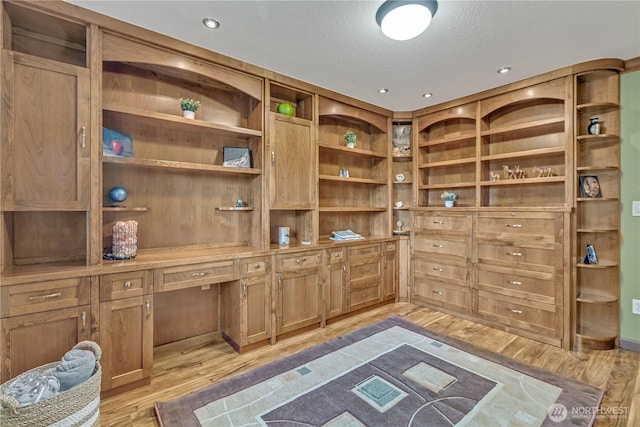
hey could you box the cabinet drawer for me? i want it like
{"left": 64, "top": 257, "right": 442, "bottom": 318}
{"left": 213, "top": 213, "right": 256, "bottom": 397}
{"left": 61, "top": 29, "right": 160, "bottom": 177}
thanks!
{"left": 384, "top": 242, "right": 397, "bottom": 253}
{"left": 277, "top": 251, "right": 321, "bottom": 271}
{"left": 349, "top": 259, "right": 381, "bottom": 283}
{"left": 349, "top": 284, "right": 380, "bottom": 310}
{"left": 326, "top": 248, "right": 346, "bottom": 265}
{"left": 476, "top": 212, "right": 561, "bottom": 243}
{"left": 476, "top": 291, "right": 561, "bottom": 338}
{"left": 413, "top": 235, "right": 470, "bottom": 259}
{"left": 413, "top": 257, "right": 469, "bottom": 287}
{"left": 477, "top": 242, "right": 560, "bottom": 273}
{"left": 241, "top": 257, "right": 270, "bottom": 277}
{"left": 477, "top": 266, "right": 559, "bottom": 306}
{"left": 155, "top": 260, "right": 237, "bottom": 292}
{"left": 100, "top": 270, "right": 152, "bottom": 301}
{"left": 414, "top": 212, "right": 470, "bottom": 233}
{"left": 413, "top": 279, "right": 470, "bottom": 313}
{"left": 348, "top": 244, "right": 380, "bottom": 260}
{"left": 1, "top": 277, "right": 91, "bottom": 317}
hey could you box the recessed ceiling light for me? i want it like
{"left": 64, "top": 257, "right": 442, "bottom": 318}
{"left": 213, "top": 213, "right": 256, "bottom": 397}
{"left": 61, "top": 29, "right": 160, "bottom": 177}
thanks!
{"left": 497, "top": 67, "right": 511, "bottom": 74}
{"left": 422, "top": 92, "right": 433, "bottom": 98}
{"left": 202, "top": 18, "right": 220, "bottom": 29}
{"left": 378, "top": 88, "right": 389, "bottom": 94}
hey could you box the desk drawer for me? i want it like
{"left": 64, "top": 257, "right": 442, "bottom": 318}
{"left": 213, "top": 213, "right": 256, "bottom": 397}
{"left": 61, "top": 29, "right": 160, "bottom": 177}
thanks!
{"left": 349, "top": 284, "right": 380, "bottom": 311}
{"left": 477, "top": 242, "right": 560, "bottom": 273}
{"left": 155, "top": 260, "right": 237, "bottom": 292}
{"left": 476, "top": 212, "right": 561, "bottom": 243}
{"left": 477, "top": 266, "right": 559, "bottom": 306}
{"left": 349, "top": 259, "right": 381, "bottom": 283}
{"left": 241, "top": 257, "right": 270, "bottom": 277}
{"left": 413, "top": 279, "right": 470, "bottom": 313}
{"left": 277, "top": 251, "right": 321, "bottom": 271}
{"left": 476, "top": 291, "right": 561, "bottom": 337}
{"left": 414, "top": 235, "right": 470, "bottom": 259}
{"left": 348, "top": 244, "right": 380, "bottom": 260}
{"left": 326, "top": 247, "right": 346, "bottom": 265}
{"left": 414, "top": 212, "right": 470, "bottom": 233}
{"left": 1, "top": 277, "right": 91, "bottom": 317}
{"left": 413, "top": 257, "right": 469, "bottom": 287}
{"left": 100, "top": 270, "right": 152, "bottom": 301}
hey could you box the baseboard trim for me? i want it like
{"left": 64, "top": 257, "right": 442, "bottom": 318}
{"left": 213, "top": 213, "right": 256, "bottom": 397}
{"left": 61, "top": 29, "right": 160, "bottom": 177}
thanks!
{"left": 620, "top": 337, "right": 640, "bottom": 352}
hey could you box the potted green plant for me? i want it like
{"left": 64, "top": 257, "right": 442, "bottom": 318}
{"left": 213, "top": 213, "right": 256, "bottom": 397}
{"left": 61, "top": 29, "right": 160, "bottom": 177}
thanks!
{"left": 179, "top": 97, "right": 201, "bottom": 119}
{"left": 441, "top": 191, "right": 457, "bottom": 207}
{"left": 344, "top": 130, "right": 357, "bottom": 148}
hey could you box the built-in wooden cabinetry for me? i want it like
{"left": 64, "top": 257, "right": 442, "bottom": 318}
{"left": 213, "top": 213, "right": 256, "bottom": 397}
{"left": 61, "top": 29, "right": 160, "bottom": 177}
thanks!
{"left": 410, "top": 60, "right": 623, "bottom": 350}
{"left": 573, "top": 66, "right": 623, "bottom": 349}
{"left": 392, "top": 121, "right": 413, "bottom": 235}
{"left": 318, "top": 97, "right": 391, "bottom": 239}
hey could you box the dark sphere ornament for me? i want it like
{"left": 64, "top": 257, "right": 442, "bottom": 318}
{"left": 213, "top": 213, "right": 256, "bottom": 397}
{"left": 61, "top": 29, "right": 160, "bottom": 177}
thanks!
{"left": 108, "top": 186, "right": 128, "bottom": 206}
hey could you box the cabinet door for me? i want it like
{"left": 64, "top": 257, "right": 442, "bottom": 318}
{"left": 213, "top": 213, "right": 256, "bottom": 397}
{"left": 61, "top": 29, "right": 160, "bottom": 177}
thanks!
{"left": 1, "top": 51, "right": 90, "bottom": 210}
{"left": 275, "top": 268, "right": 321, "bottom": 335}
{"left": 325, "top": 262, "right": 346, "bottom": 319}
{"left": 269, "top": 113, "right": 315, "bottom": 209}
{"left": 243, "top": 276, "right": 272, "bottom": 345}
{"left": 0, "top": 305, "right": 90, "bottom": 382}
{"left": 99, "top": 296, "right": 153, "bottom": 391}
{"left": 383, "top": 251, "right": 398, "bottom": 301}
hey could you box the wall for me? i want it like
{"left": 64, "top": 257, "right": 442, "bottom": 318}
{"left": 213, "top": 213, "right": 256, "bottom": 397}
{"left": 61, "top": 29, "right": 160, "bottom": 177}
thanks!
{"left": 620, "top": 69, "right": 640, "bottom": 349}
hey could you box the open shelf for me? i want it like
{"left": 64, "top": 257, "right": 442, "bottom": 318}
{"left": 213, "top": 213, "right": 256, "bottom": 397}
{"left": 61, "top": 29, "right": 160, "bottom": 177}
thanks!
{"left": 318, "top": 143, "right": 387, "bottom": 159}
{"left": 319, "top": 207, "right": 387, "bottom": 213}
{"left": 103, "top": 156, "right": 262, "bottom": 175}
{"left": 418, "top": 158, "right": 476, "bottom": 168}
{"left": 318, "top": 175, "right": 386, "bottom": 185}
{"left": 577, "top": 292, "right": 617, "bottom": 304}
{"left": 103, "top": 206, "right": 149, "bottom": 212}
{"left": 480, "top": 117, "right": 564, "bottom": 138}
{"left": 480, "top": 176, "right": 564, "bottom": 186}
{"left": 418, "top": 133, "right": 476, "bottom": 147}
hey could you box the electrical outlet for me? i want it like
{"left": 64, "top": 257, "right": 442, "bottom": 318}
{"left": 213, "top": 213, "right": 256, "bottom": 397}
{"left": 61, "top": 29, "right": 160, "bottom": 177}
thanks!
{"left": 633, "top": 299, "right": 640, "bottom": 315}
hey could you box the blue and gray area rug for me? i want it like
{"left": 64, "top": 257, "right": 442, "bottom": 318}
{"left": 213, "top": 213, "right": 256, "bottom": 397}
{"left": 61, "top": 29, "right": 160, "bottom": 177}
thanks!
{"left": 155, "top": 316, "right": 602, "bottom": 426}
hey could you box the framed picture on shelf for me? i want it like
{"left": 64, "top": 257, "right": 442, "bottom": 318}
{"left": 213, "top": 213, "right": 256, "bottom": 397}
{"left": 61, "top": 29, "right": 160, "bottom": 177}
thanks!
{"left": 223, "top": 147, "right": 251, "bottom": 168}
{"left": 579, "top": 175, "right": 602, "bottom": 198}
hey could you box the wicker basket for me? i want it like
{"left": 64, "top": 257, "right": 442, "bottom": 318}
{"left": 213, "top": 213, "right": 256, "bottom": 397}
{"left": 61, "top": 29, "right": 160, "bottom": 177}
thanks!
{"left": 0, "top": 341, "right": 101, "bottom": 427}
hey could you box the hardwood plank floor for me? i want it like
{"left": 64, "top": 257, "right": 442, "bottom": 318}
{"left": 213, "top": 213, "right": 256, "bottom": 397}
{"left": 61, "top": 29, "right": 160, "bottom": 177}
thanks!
{"left": 99, "top": 303, "right": 639, "bottom": 426}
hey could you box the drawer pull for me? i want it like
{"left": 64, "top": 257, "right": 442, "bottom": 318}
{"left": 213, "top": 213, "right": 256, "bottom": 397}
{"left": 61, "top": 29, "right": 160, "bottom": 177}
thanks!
{"left": 295, "top": 258, "right": 308, "bottom": 263}
{"left": 508, "top": 280, "right": 523, "bottom": 286}
{"left": 387, "top": 245, "right": 395, "bottom": 250}
{"left": 505, "top": 224, "right": 522, "bottom": 228}
{"left": 361, "top": 250, "right": 371, "bottom": 254}
{"left": 81, "top": 311, "right": 86, "bottom": 328}
{"left": 507, "top": 308, "right": 523, "bottom": 314}
{"left": 432, "top": 244, "right": 444, "bottom": 248}
{"left": 433, "top": 221, "right": 444, "bottom": 224}
{"left": 362, "top": 292, "right": 369, "bottom": 297}
{"left": 242, "top": 281, "right": 247, "bottom": 298}
{"left": 333, "top": 253, "right": 341, "bottom": 258}
{"left": 506, "top": 252, "right": 523, "bottom": 257}
{"left": 432, "top": 267, "right": 444, "bottom": 272}
{"left": 146, "top": 299, "right": 151, "bottom": 318}
{"left": 80, "top": 126, "right": 87, "bottom": 149}
{"left": 124, "top": 281, "right": 131, "bottom": 288}
{"left": 253, "top": 264, "right": 262, "bottom": 269}
{"left": 363, "top": 267, "right": 371, "bottom": 273}
{"left": 432, "top": 290, "right": 443, "bottom": 296}
{"left": 29, "top": 292, "right": 62, "bottom": 301}
{"left": 191, "top": 272, "right": 210, "bottom": 277}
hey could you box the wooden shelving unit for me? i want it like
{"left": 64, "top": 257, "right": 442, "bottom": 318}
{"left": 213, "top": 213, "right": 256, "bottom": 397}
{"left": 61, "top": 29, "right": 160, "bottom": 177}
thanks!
{"left": 317, "top": 97, "right": 391, "bottom": 239}
{"left": 573, "top": 67, "right": 623, "bottom": 350}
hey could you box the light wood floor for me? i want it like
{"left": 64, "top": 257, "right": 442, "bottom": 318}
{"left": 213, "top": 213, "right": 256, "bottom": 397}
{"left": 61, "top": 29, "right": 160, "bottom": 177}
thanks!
{"left": 100, "top": 303, "right": 639, "bottom": 426}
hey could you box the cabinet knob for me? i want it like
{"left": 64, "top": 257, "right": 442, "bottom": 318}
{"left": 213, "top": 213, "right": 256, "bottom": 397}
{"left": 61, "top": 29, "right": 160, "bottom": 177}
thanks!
{"left": 253, "top": 263, "right": 261, "bottom": 269}
{"left": 124, "top": 281, "right": 131, "bottom": 288}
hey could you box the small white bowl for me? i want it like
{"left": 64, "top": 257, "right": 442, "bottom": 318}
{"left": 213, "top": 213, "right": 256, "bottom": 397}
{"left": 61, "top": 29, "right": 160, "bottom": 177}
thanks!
{"left": 395, "top": 201, "right": 404, "bottom": 208}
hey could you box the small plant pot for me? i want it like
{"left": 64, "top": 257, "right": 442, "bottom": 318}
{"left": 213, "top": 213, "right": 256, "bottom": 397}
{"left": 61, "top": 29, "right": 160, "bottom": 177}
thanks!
{"left": 444, "top": 200, "right": 454, "bottom": 208}
{"left": 182, "top": 110, "right": 195, "bottom": 119}
{"left": 346, "top": 142, "right": 356, "bottom": 149}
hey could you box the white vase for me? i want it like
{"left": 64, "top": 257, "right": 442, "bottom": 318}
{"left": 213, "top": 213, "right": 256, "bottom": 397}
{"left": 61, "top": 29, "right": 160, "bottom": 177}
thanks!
{"left": 182, "top": 110, "right": 195, "bottom": 119}
{"left": 444, "top": 200, "right": 454, "bottom": 208}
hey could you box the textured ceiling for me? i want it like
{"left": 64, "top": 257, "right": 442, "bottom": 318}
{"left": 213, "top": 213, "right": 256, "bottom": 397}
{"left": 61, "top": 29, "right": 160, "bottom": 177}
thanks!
{"left": 67, "top": 0, "right": 640, "bottom": 111}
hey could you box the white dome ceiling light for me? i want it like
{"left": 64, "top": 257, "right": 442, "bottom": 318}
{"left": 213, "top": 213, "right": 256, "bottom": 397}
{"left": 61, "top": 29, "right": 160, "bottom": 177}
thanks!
{"left": 376, "top": 1, "right": 438, "bottom": 41}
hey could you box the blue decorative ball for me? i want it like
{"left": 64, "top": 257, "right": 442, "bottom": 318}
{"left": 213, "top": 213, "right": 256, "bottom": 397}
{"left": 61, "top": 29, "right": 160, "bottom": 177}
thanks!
{"left": 108, "top": 186, "right": 128, "bottom": 204}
